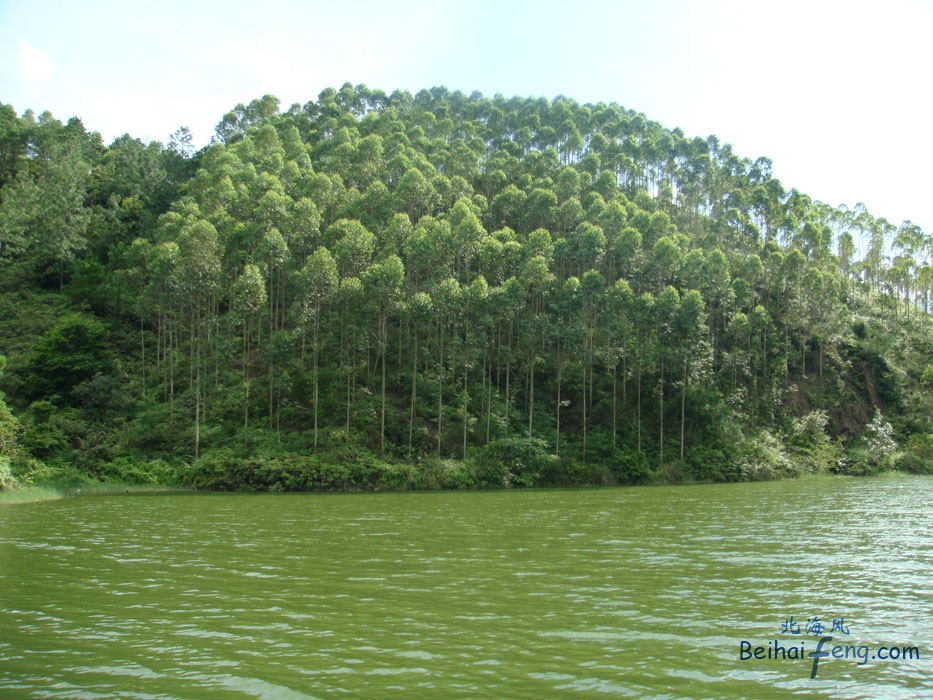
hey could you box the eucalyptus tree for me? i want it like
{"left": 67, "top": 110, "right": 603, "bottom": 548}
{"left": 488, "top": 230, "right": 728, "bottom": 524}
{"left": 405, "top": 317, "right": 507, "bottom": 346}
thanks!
{"left": 256, "top": 227, "right": 290, "bottom": 430}
{"left": 407, "top": 291, "right": 433, "bottom": 454}
{"left": 519, "top": 254, "right": 554, "bottom": 438}
{"left": 655, "top": 286, "right": 680, "bottom": 463}
{"left": 650, "top": 236, "right": 681, "bottom": 292}
{"left": 145, "top": 241, "right": 180, "bottom": 422}
{"left": 121, "top": 237, "right": 153, "bottom": 397}
{"left": 490, "top": 184, "right": 527, "bottom": 231}
{"left": 571, "top": 222, "right": 607, "bottom": 277}
{"left": 335, "top": 276, "right": 365, "bottom": 433}
{"left": 432, "top": 277, "right": 462, "bottom": 455}
{"left": 395, "top": 167, "right": 433, "bottom": 221}
{"left": 676, "top": 289, "right": 706, "bottom": 459}
{"left": 295, "top": 246, "right": 338, "bottom": 448}
{"left": 363, "top": 255, "right": 405, "bottom": 457}
{"left": 613, "top": 227, "right": 642, "bottom": 281}
{"left": 895, "top": 222, "right": 924, "bottom": 317}
{"left": 838, "top": 231, "right": 855, "bottom": 284}
{"left": 330, "top": 219, "right": 375, "bottom": 277}
{"left": 633, "top": 291, "right": 655, "bottom": 453}
{"left": 606, "top": 278, "right": 633, "bottom": 449}
{"left": 232, "top": 263, "right": 266, "bottom": 436}
{"left": 522, "top": 188, "right": 557, "bottom": 234}
{"left": 579, "top": 269, "right": 605, "bottom": 459}
{"left": 175, "top": 218, "right": 221, "bottom": 457}
{"left": 552, "top": 275, "right": 581, "bottom": 456}
{"left": 452, "top": 206, "right": 487, "bottom": 283}
{"left": 461, "top": 275, "right": 490, "bottom": 456}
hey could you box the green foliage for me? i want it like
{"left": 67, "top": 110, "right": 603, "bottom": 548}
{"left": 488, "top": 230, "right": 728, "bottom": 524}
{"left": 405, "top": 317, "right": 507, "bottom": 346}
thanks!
{"left": 184, "top": 448, "right": 402, "bottom": 492}
{"left": 0, "top": 454, "right": 16, "bottom": 490}
{"left": 473, "top": 437, "right": 557, "bottom": 487}
{"left": 863, "top": 409, "right": 898, "bottom": 471}
{"left": 23, "top": 314, "right": 113, "bottom": 401}
{"left": 94, "top": 458, "right": 179, "bottom": 485}
{"left": 897, "top": 433, "right": 933, "bottom": 474}
{"left": 737, "top": 430, "right": 796, "bottom": 481}
{"left": 785, "top": 410, "right": 840, "bottom": 473}
{"left": 65, "top": 258, "right": 113, "bottom": 314}
{"left": 1, "top": 89, "right": 931, "bottom": 490}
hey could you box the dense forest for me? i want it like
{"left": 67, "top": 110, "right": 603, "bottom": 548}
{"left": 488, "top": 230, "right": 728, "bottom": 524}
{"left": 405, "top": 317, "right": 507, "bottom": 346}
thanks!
{"left": 1, "top": 84, "right": 931, "bottom": 491}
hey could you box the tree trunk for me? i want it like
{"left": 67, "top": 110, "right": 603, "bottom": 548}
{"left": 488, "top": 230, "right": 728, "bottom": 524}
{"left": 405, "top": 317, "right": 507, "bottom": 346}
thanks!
{"left": 527, "top": 339, "right": 534, "bottom": 439}
{"left": 555, "top": 339, "right": 561, "bottom": 456}
{"left": 140, "top": 313, "right": 146, "bottom": 399}
{"left": 659, "top": 354, "right": 664, "bottom": 465}
{"left": 409, "top": 334, "right": 417, "bottom": 456}
{"left": 636, "top": 340, "right": 642, "bottom": 453}
{"left": 169, "top": 321, "right": 175, "bottom": 427}
{"left": 582, "top": 334, "right": 587, "bottom": 461}
{"left": 485, "top": 350, "right": 491, "bottom": 446}
{"left": 505, "top": 320, "right": 511, "bottom": 429}
{"left": 462, "top": 358, "right": 468, "bottom": 459}
{"left": 194, "top": 309, "right": 201, "bottom": 459}
{"left": 612, "top": 361, "right": 617, "bottom": 450}
{"left": 680, "top": 355, "right": 687, "bottom": 460}
{"left": 243, "top": 323, "right": 249, "bottom": 434}
{"left": 313, "top": 311, "right": 319, "bottom": 450}
{"left": 380, "top": 316, "right": 387, "bottom": 459}
{"left": 437, "top": 322, "right": 444, "bottom": 457}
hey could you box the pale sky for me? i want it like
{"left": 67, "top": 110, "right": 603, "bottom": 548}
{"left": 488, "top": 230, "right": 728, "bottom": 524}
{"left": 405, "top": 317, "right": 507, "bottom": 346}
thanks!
{"left": 1, "top": 0, "right": 931, "bottom": 233}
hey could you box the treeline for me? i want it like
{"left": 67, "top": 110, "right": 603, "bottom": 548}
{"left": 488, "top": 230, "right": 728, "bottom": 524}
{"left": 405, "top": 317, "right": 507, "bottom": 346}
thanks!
{"left": 1, "top": 85, "right": 931, "bottom": 490}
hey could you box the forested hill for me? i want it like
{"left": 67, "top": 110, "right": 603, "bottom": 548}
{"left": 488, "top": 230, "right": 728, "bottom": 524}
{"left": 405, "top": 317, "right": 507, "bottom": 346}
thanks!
{"left": 1, "top": 84, "right": 931, "bottom": 491}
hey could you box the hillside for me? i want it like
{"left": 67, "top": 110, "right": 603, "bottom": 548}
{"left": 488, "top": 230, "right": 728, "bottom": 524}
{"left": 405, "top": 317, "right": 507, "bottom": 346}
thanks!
{"left": 1, "top": 85, "right": 931, "bottom": 490}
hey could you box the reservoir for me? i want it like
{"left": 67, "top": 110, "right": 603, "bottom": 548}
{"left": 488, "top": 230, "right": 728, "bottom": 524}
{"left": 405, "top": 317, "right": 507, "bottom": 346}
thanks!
{"left": 1, "top": 476, "right": 930, "bottom": 698}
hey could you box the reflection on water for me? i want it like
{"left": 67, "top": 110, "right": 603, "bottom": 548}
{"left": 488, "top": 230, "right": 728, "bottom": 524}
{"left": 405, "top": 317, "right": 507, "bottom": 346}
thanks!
{"left": 0, "top": 477, "right": 930, "bottom": 698}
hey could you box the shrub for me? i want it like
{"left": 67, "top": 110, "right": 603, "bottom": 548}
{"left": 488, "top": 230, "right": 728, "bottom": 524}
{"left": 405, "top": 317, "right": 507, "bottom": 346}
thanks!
{"left": 737, "top": 430, "right": 796, "bottom": 481}
{"left": 787, "top": 410, "right": 839, "bottom": 473}
{"left": 864, "top": 409, "right": 898, "bottom": 471}
{"left": 474, "top": 437, "right": 556, "bottom": 488}
{"left": 23, "top": 314, "right": 113, "bottom": 402}
{"left": 0, "top": 457, "right": 17, "bottom": 490}
{"left": 96, "top": 457, "right": 179, "bottom": 485}
{"left": 687, "top": 446, "right": 740, "bottom": 482}
{"left": 609, "top": 450, "right": 653, "bottom": 484}
{"left": 420, "top": 458, "right": 476, "bottom": 489}
{"left": 898, "top": 433, "right": 933, "bottom": 474}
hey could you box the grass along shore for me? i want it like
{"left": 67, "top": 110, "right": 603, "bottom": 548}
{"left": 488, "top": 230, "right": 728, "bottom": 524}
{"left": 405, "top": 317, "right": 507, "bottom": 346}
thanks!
{"left": 0, "top": 467, "right": 916, "bottom": 505}
{"left": 0, "top": 481, "right": 190, "bottom": 505}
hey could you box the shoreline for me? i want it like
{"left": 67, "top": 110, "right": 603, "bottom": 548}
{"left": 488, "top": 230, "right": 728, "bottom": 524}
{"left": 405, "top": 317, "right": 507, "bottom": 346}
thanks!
{"left": 0, "top": 469, "right": 914, "bottom": 505}
{"left": 0, "top": 482, "right": 192, "bottom": 505}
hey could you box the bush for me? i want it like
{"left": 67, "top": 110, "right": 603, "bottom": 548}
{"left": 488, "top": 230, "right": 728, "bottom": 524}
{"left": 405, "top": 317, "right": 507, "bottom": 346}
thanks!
{"left": 540, "top": 457, "right": 589, "bottom": 486}
{"left": 182, "top": 449, "right": 392, "bottom": 491}
{"left": 609, "top": 450, "right": 653, "bottom": 484}
{"left": 864, "top": 410, "right": 898, "bottom": 471}
{"left": 419, "top": 458, "right": 476, "bottom": 489}
{"left": 473, "top": 437, "right": 556, "bottom": 488}
{"left": 787, "top": 410, "right": 839, "bottom": 473}
{"left": 834, "top": 447, "right": 875, "bottom": 476}
{"left": 898, "top": 434, "right": 933, "bottom": 474}
{"left": 23, "top": 313, "right": 113, "bottom": 402}
{"left": 687, "top": 446, "right": 740, "bottom": 482}
{"left": 375, "top": 461, "right": 419, "bottom": 490}
{"left": 737, "top": 430, "right": 796, "bottom": 481}
{"left": 95, "top": 457, "right": 179, "bottom": 485}
{"left": 0, "top": 457, "right": 17, "bottom": 490}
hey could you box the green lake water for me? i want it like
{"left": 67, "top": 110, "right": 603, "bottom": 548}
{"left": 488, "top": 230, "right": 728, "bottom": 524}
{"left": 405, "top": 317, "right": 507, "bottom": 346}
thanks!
{"left": 0, "top": 476, "right": 930, "bottom": 698}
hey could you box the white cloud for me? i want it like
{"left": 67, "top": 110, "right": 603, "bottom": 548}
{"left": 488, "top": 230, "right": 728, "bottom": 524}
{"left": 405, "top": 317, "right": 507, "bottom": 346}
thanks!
{"left": 19, "top": 41, "right": 52, "bottom": 81}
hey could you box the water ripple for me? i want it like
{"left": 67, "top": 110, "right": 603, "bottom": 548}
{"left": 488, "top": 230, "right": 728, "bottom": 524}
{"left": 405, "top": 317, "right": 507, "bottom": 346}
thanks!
{"left": 0, "top": 478, "right": 931, "bottom": 698}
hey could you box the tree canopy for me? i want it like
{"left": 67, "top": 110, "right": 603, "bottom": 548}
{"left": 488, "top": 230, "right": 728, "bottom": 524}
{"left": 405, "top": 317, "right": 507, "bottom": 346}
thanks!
{"left": 1, "top": 85, "right": 931, "bottom": 489}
